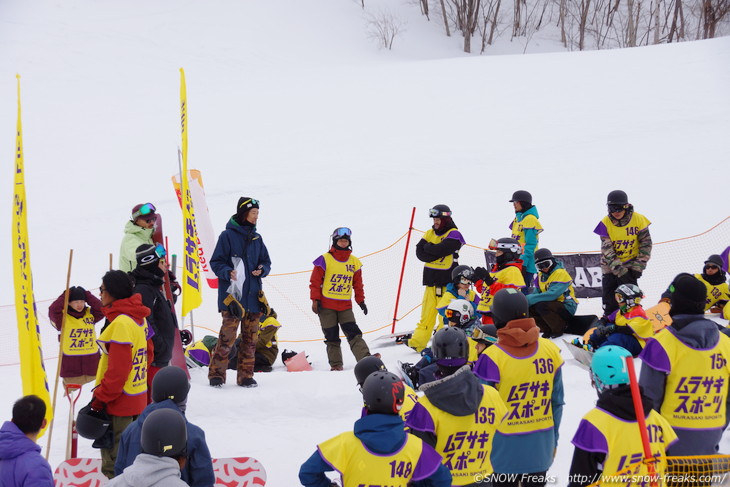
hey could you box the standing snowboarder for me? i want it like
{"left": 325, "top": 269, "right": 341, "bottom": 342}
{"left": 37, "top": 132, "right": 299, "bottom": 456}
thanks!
{"left": 509, "top": 190, "right": 543, "bottom": 292}
{"left": 119, "top": 203, "right": 157, "bottom": 273}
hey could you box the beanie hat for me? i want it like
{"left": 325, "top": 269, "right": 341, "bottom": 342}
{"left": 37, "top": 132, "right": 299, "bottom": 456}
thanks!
{"left": 102, "top": 270, "right": 135, "bottom": 300}
{"left": 236, "top": 197, "right": 259, "bottom": 219}
{"left": 669, "top": 273, "right": 707, "bottom": 317}
{"left": 136, "top": 244, "right": 160, "bottom": 268}
{"left": 705, "top": 254, "right": 724, "bottom": 269}
{"left": 68, "top": 286, "right": 86, "bottom": 302}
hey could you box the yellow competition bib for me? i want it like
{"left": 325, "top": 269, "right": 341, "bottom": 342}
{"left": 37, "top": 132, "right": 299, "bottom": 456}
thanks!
{"left": 510, "top": 214, "right": 543, "bottom": 246}
{"left": 96, "top": 315, "right": 149, "bottom": 397}
{"left": 487, "top": 339, "right": 563, "bottom": 435}
{"left": 601, "top": 213, "right": 651, "bottom": 263}
{"left": 580, "top": 408, "right": 676, "bottom": 483}
{"left": 401, "top": 384, "right": 419, "bottom": 425}
{"left": 615, "top": 308, "right": 653, "bottom": 346}
{"left": 654, "top": 331, "right": 730, "bottom": 429}
{"left": 419, "top": 385, "right": 506, "bottom": 485}
{"left": 61, "top": 310, "right": 98, "bottom": 356}
{"left": 423, "top": 229, "right": 459, "bottom": 270}
{"left": 436, "top": 289, "right": 478, "bottom": 312}
{"left": 321, "top": 253, "right": 362, "bottom": 301}
{"left": 318, "top": 431, "right": 424, "bottom": 487}
{"left": 538, "top": 267, "right": 578, "bottom": 304}
{"left": 477, "top": 267, "right": 525, "bottom": 314}
{"left": 695, "top": 274, "right": 730, "bottom": 311}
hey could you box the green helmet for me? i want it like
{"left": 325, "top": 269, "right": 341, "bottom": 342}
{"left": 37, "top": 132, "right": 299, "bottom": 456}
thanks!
{"left": 591, "top": 345, "right": 632, "bottom": 393}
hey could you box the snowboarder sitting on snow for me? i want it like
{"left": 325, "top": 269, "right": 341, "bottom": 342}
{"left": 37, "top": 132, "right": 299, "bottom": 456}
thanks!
{"left": 299, "top": 371, "right": 452, "bottom": 487}
{"left": 401, "top": 299, "right": 481, "bottom": 389}
{"left": 474, "top": 237, "right": 526, "bottom": 324}
{"left": 659, "top": 254, "right": 729, "bottom": 314}
{"left": 115, "top": 366, "right": 214, "bottom": 487}
{"left": 227, "top": 307, "right": 282, "bottom": 372}
{"left": 526, "top": 248, "right": 579, "bottom": 339}
{"left": 354, "top": 356, "right": 419, "bottom": 425}
{"left": 568, "top": 346, "right": 677, "bottom": 487}
{"left": 582, "top": 284, "right": 653, "bottom": 356}
{"left": 309, "top": 227, "right": 372, "bottom": 371}
{"left": 48, "top": 285, "right": 104, "bottom": 386}
{"left": 435, "top": 265, "right": 480, "bottom": 328}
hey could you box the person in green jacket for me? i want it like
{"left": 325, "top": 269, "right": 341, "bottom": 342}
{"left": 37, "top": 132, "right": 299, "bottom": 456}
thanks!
{"left": 119, "top": 203, "right": 156, "bottom": 272}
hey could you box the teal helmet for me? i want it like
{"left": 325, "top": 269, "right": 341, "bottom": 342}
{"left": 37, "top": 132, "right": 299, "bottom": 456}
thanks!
{"left": 591, "top": 345, "right": 632, "bottom": 393}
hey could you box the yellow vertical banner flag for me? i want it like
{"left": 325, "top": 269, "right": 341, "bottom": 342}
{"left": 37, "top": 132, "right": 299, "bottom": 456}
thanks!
{"left": 180, "top": 68, "right": 202, "bottom": 317}
{"left": 12, "top": 75, "right": 53, "bottom": 436}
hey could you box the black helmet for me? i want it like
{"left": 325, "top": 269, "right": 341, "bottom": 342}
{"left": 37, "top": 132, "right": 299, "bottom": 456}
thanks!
{"left": 428, "top": 204, "right": 452, "bottom": 218}
{"left": 141, "top": 409, "right": 187, "bottom": 458}
{"left": 76, "top": 404, "right": 111, "bottom": 440}
{"left": 534, "top": 248, "right": 555, "bottom": 271}
{"left": 607, "top": 190, "right": 629, "bottom": 205}
{"left": 354, "top": 355, "right": 386, "bottom": 387}
{"left": 491, "top": 288, "right": 528, "bottom": 329}
{"left": 361, "top": 371, "right": 405, "bottom": 415}
{"left": 509, "top": 190, "right": 532, "bottom": 205}
{"left": 471, "top": 323, "right": 498, "bottom": 346}
{"left": 451, "top": 265, "right": 475, "bottom": 285}
{"left": 490, "top": 237, "right": 522, "bottom": 266}
{"left": 152, "top": 366, "right": 190, "bottom": 404}
{"left": 432, "top": 327, "right": 469, "bottom": 362}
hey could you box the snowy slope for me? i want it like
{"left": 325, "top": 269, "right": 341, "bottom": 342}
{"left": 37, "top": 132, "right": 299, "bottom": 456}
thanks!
{"left": 0, "top": 0, "right": 729, "bottom": 485}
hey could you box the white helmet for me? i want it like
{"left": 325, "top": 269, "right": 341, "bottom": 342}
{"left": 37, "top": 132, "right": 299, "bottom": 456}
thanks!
{"left": 445, "top": 299, "right": 474, "bottom": 327}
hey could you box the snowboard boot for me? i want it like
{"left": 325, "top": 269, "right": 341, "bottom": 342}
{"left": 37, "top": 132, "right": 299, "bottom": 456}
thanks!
{"left": 209, "top": 377, "right": 223, "bottom": 388}
{"left": 239, "top": 377, "right": 258, "bottom": 388}
{"left": 401, "top": 362, "right": 419, "bottom": 388}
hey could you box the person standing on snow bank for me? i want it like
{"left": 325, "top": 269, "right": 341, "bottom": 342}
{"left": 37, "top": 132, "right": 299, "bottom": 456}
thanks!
{"left": 48, "top": 285, "right": 104, "bottom": 385}
{"left": 0, "top": 395, "right": 54, "bottom": 487}
{"left": 108, "top": 408, "right": 188, "bottom": 487}
{"left": 93, "top": 270, "right": 152, "bottom": 479}
{"left": 310, "top": 227, "right": 373, "bottom": 371}
{"left": 408, "top": 205, "right": 465, "bottom": 353}
{"left": 509, "top": 190, "right": 543, "bottom": 292}
{"left": 593, "top": 190, "right": 652, "bottom": 320}
{"left": 299, "top": 371, "right": 452, "bottom": 487}
{"left": 119, "top": 203, "right": 157, "bottom": 273}
{"left": 568, "top": 346, "right": 677, "bottom": 487}
{"left": 639, "top": 273, "right": 730, "bottom": 456}
{"left": 209, "top": 197, "right": 271, "bottom": 388}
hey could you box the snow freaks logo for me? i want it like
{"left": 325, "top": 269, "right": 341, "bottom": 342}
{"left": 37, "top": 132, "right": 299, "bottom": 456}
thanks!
{"left": 473, "top": 473, "right": 557, "bottom": 484}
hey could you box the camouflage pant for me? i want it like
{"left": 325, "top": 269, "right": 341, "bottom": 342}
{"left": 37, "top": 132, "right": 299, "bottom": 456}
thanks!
{"left": 209, "top": 310, "right": 261, "bottom": 385}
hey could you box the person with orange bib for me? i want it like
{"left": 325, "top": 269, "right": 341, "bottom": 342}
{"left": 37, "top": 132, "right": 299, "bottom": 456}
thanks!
{"left": 299, "top": 371, "right": 451, "bottom": 486}
{"left": 639, "top": 273, "right": 730, "bottom": 455}
{"left": 568, "top": 346, "right": 677, "bottom": 486}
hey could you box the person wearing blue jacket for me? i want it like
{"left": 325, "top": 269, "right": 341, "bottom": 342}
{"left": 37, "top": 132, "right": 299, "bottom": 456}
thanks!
{"left": 299, "top": 372, "right": 451, "bottom": 487}
{"left": 508, "top": 191, "right": 543, "bottom": 292}
{"left": 0, "top": 395, "right": 53, "bottom": 487}
{"left": 526, "top": 248, "right": 579, "bottom": 338}
{"left": 116, "top": 367, "right": 214, "bottom": 487}
{"left": 209, "top": 197, "right": 272, "bottom": 388}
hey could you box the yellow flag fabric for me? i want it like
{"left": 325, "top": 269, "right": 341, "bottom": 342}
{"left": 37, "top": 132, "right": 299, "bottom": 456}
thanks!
{"left": 180, "top": 68, "right": 202, "bottom": 316}
{"left": 12, "top": 75, "right": 53, "bottom": 436}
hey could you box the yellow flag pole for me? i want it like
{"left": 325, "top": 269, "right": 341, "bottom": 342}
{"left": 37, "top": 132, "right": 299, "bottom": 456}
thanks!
{"left": 45, "top": 249, "right": 74, "bottom": 459}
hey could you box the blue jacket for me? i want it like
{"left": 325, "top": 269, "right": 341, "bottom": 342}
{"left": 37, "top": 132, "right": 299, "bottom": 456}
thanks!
{"left": 526, "top": 261, "right": 578, "bottom": 315}
{"left": 514, "top": 206, "right": 540, "bottom": 274}
{"left": 211, "top": 218, "right": 271, "bottom": 312}
{"left": 115, "top": 400, "right": 214, "bottom": 487}
{"left": 299, "top": 413, "right": 451, "bottom": 487}
{"left": 0, "top": 421, "right": 53, "bottom": 487}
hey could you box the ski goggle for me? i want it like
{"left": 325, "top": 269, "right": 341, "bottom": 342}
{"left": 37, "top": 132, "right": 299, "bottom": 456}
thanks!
{"left": 608, "top": 204, "right": 628, "bottom": 213}
{"left": 536, "top": 259, "right": 553, "bottom": 270}
{"left": 444, "top": 309, "right": 462, "bottom": 320}
{"left": 331, "top": 227, "right": 352, "bottom": 239}
{"left": 488, "top": 238, "right": 522, "bottom": 253}
{"left": 139, "top": 243, "right": 167, "bottom": 264}
{"left": 471, "top": 326, "right": 497, "bottom": 344}
{"left": 131, "top": 203, "right": 156, "bottom": 220}
{"left": 458, "top": 276, "right": 472, "bottom": 285}
{"left": 238, "top": 198, "right": 259, "bottom": 209}
{"left": 429, "top": 208, "right": 451, "bottom": 218}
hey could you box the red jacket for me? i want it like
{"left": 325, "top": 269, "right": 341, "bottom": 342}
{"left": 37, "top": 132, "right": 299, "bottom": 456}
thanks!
{"left": 309, "top": 247, "right": 365, "bottom": 311}
{"left": 93, "top": 294, "right": 152, "bottom": 416}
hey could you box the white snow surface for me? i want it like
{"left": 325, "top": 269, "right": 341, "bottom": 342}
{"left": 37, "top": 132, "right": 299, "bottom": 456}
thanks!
{"left": 0, "top": 0, "right": 729, "bottom": 485}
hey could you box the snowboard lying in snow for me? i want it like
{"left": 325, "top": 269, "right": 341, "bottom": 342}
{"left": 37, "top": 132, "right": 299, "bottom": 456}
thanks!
{"left": 53, "top": 456, "right": 266, "bottom": 486}
{"left": 376, "top": 329, "right": 414, "bottom": 345}
{"left": 562, "top": 338, "right": 594, "bottom": 371}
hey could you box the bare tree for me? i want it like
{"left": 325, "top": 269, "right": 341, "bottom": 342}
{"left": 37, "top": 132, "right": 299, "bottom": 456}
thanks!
{"left": 366, "top": 10, "right": 407, "bottom": 49}
{"left": 701, "top": 0, "right": 730, "bottom": 36}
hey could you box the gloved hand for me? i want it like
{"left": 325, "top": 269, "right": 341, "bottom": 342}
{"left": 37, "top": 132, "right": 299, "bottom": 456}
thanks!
{"left": 481, "top": 274, "right": 496, "bottom": 286}
{"left": 311, "top": 300, "right": 321, "bottom": 314}
{"left": 473, "top": 267, "right": 489, "bottom": 282}
{"left": 358, "top": 302, "right": 368, "bottom": 315}
{"left": 223, "top": 294, "right": 245, "bottom": 320}
{"left": 91, "top": 397, "right": 106, "bottom": 413}
{"left": 420, "top": 347, "right": 434, "bottom": 363}
{"left": 180, "top": 329, "right": 193, "bottom": 346}
{"left": 629, "top": 269, "right": 642, "bottom": 280}
{"left": 596, "top": 324, "right": 616, "bottom": 337}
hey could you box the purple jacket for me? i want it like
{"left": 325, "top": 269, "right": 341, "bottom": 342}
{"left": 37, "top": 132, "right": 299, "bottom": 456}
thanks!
{"left": 0, "top": 421, "right": 54, "bottom": 487}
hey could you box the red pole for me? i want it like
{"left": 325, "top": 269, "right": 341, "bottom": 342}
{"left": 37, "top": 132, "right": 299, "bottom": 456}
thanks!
{"left": 625, "top": 356, "right": 659, "bottom": 487}
{"left": 391, "top": 207, "right": 417, "bottom": 334}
